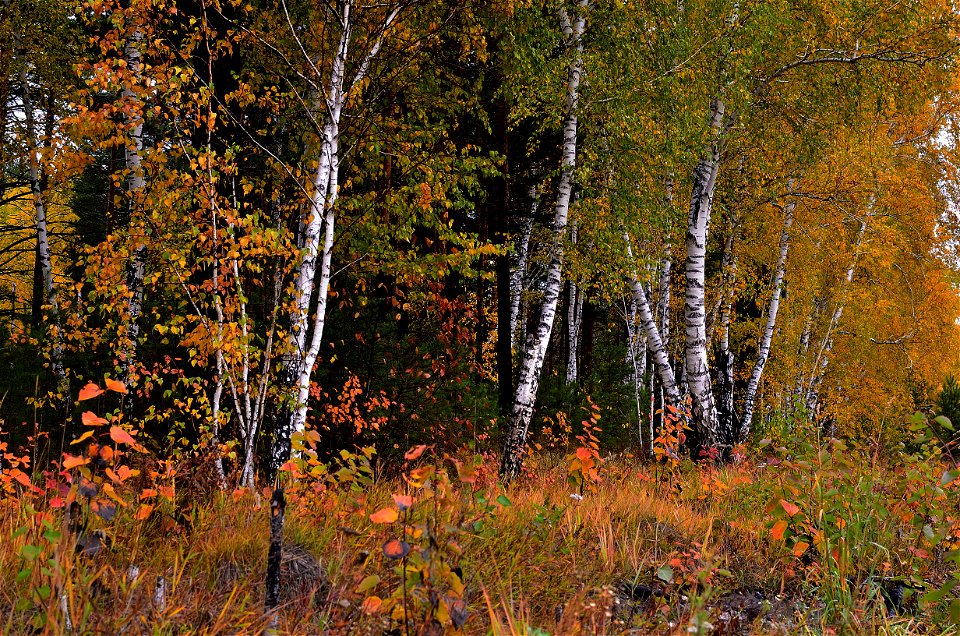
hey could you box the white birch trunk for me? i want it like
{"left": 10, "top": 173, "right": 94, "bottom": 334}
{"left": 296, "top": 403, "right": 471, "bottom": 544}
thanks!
{"left": 565, "top": 221, "right": 583, "bottom": 384}
{"left": 500, "top": 2, "right": 587, "bottom": 481}
{"left": 510, "top": 192, "right": 536, "bottom": 347}
{"left": 804, "top": 207, "right": 870, "bottom": 414}
{"left": 21, "top": 65, "right": 69, "bottom": 404}
{"left": 740, "top": 193, "right": 795, "bottom": 440}
{"left": 121, "top": 24, "right": 146, "bottom": 391}
{"left": 683, "top": 99, "right": 725, "bottom": 443}
{"left": 273, "top": 1, "right": 401, "bottom": 470}
{"left": 625, "top": 231, "right": 681, "bottom": 405}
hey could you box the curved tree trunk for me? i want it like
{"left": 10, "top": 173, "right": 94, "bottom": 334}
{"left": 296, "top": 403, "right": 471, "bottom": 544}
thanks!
{"left": 500, "top": 1, "right": 587, "bottom": 482}
{"left": 625, "top": 231, "right": 680, "bottom": 406}
{"left": 739, "top": 190, "right": 795, "bottom": 441}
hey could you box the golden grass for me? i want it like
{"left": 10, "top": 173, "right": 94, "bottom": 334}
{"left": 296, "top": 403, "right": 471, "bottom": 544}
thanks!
{"left": 0, "top": 454, "right": 953, "bottom": 634}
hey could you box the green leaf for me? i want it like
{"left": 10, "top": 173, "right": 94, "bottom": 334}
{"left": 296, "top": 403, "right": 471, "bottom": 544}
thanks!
{"left": 656, "top": 566, "right": 674, "bottom": 584}
{"left": 356, "top": 574, "right": 380, "bottom": 593}
{"left": 496, "top": 494, "right": 512, "bottom": 507}
{"left": 20, "top": 545, "right": 41, "bottom": 561}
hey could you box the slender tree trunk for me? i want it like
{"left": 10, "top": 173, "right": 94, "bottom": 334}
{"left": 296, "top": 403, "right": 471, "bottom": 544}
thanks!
{"left": 120, "top": 23, "right": 146, "bottom": 393}
{"left": 500, "top": 2, "right": 587, "bottom": 481}
{"left": 625, "top": 296, "right": 647, "bottom": 442}
{"left": 683, "top": 99, "right": 725, "bottom": 444}
{"left": 272, "top": 1, "right": 401, "bottom": 471}
{"left": 20, "top": 65, "right": 69, "bottom": 406}
{"left": 624, "top": 231, "right": 681, "bottom": 406}
{"left": 805, "top": 206, "right": 870, "bottom": 414}
{"left": 510, "top": 193, "right": 536, "bottom": 348}
{"left": 739, "top": 191, "right": 795, "bottom": 441}
{"left": 566, "top": 222, "right": 583, "bottom": 385}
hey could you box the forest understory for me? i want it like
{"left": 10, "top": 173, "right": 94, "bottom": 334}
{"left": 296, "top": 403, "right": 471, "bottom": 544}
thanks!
{"left": 7, "top": 0, "right": 960, "bottom": 633}
{"left": 3, "top": 419, "right": 960, "bottom": 635}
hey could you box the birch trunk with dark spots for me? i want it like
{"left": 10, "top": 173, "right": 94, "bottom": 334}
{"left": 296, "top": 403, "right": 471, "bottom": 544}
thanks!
{"left": 683, "top": 99, "right": 724, "bottom": 444}
{"left": 120, "top": 23, "right": 146, "bottom": 397}
{"left": 500, "top": 1, "right": 587, "bottom": 482}
{"left": 272, "top": 1, "right": 402, "bottom": 473}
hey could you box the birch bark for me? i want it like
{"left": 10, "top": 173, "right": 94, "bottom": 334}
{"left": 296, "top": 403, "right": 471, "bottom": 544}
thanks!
{"left": 272, "top": 1, "right": 401, "bottom": 470}
{"left": 566, "top": 221, "right": 583, "bottom": 384}
{"left": 509, "top": 194, "right": 536, "bottom": 348}
{"left": 500, "top": 1, "right": 587, "bottom": 481}
{"left": 739, "top": 192, "right": 795, "bottom": 440}
{"left": 120, "top": 22, "right": 146, "bottom": 393}
{"left": 625, "top": 231, "right": 681, "bottom": 406}
{"left": 20, "top": 65, "right": 69, "bottom": 405}
{"left": 804, "top": 207, "right": 870, "bottom": 415}
{"left": 683, "top": 98, "right": 724, "bottom": 443}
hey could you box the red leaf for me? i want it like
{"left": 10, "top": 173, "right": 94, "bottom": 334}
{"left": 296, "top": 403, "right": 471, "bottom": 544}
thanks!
{"left": 12, "top": 470, "right": 32, "bottom": 488}
{"left": 382, "top": 538, "right": 410, "bottom": 560}
{"left": 404, "top": 445, "right": 427, "bottom": 461}
{"left": 109, "top": 426, "right": 137, "bottom": 447}
{"left": 780, "top": 499, "right": 801, "bottom": 517}
{"left": 392, "top": 494, "right": 413, "bottom": 511}
{"left": 78, "top": 383, "right": 103, "bottom": 401}
{"left": 771, "top": 520, "right": 789, "bottom": 541}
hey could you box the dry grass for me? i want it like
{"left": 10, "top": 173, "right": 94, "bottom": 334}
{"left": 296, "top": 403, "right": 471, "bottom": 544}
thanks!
{"left": 0, "top": 453, "right": 954, "bottom": 634}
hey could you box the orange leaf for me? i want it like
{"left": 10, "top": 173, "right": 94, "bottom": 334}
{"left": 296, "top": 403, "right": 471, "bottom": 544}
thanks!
{"left": 78, "top": 383, "right": 103, "bottom": 401}
{"left": 392, "top": 494, "right": 413, "bottom": 511}
{"left": 575, "top": 447, "right": 593, "bottom": 461}
{"left": 780, "top": 499, "right": 801, "bottom": 516}
{"left": 70, "top": 430, "right": 95, "bottom": 445}
{"left": 793, "top": 541, "right": 810, "bottom": 557}
{"left": 771, "top": 520, "right": 789, "bottom": 541}
{"left": 361, "top": 596, "right": 383, "bottom": 614}
{"left": 62, "top": 454, "right": 89, "bottom": 470}
{"left": 404, "top": 445, "right": 427, "bottom": 461}
{"left": 136, "top": 504, "right": 154, "bottom": 520}
{"left": 12, "top": 470, "right": 32, "bottom": 488}
{"left": 104, "top": 378, "right": 128, "bottom": 394}
{"left": 370, "top": 508, "right": 399, "bottom": 524}
{"left": 382, "top": 538, "right": 410, "bottom": 559}
{"left": 109, "top": 426, "right": 136, "bottom": 446}
{"left": 81, "top": 411, "right": 108, "bottom": 427}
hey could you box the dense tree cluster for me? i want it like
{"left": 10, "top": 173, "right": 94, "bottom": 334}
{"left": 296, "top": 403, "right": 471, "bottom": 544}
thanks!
{"left": 2, "top": 0, "right": 960, "bottom": 484}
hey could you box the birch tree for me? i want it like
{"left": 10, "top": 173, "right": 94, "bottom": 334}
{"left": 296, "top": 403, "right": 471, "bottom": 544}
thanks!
{"left": 739, "top": 189, "right": 794, "bottom": 440}
{"left": 500, "top": 0, "right": 588, "bottom": 481}
{"left": 272, "top": 0, "right": 405, "bottom": 470}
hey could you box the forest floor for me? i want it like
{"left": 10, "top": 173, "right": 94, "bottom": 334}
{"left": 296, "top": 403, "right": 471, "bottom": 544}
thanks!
{"left": 1, "top": 439, "right": 959, "bottom": 635}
